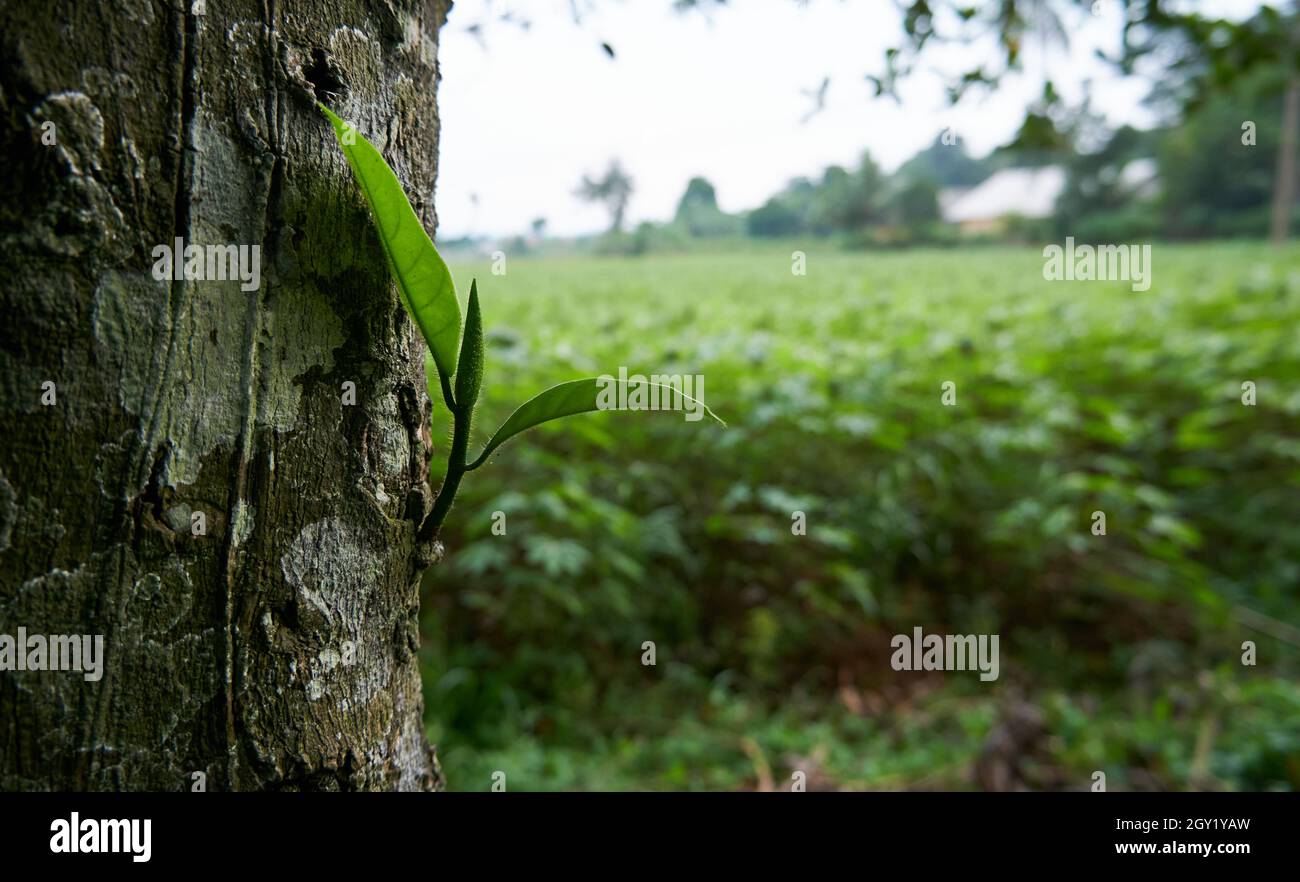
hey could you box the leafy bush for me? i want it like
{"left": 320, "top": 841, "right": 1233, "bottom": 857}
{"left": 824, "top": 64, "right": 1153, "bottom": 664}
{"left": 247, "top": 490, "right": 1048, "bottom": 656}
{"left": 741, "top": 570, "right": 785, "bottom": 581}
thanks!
{"left": 422, "top": 243, "right": 1300, "bottom": 790}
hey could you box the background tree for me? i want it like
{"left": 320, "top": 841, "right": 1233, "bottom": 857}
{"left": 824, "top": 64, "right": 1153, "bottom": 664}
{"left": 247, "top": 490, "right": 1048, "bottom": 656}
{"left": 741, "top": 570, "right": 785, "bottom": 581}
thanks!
{"left": 873, "top": 0, "right": 1300, "bottom": 240}
{"left": 1052, "top": 123, "right": 1155, "bottom": 237}
{"left": 895, "top": 132, "right": 989, "bottom": 189}
{"left": 848, "top": 151, "right": 887, "bottom": 227}
{"left": 1157, "top": 68, "right": 1283, "bottom": 238}
{"left": 673, "top": 176, "right": 740, "bottom": 236}
{"left": 809, "top": 165, "right": 859, "bottom": 234}
{"left": 747, "top": 193, "right": 804, "bottom": 238}
{"left": 0, "top": 0, "right": 448, "bottom": 790}
{"left": 887, "top": 176, "right": 941, "bottom": 229}
{"left": 577, "top": 160, "right": 635, "bottom": 233}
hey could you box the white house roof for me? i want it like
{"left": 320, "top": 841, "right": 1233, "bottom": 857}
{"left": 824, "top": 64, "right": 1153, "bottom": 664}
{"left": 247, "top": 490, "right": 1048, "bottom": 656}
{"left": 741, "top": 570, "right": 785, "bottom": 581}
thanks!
{"left": 942, "top": 166, "right": 1067, "bottom": 223}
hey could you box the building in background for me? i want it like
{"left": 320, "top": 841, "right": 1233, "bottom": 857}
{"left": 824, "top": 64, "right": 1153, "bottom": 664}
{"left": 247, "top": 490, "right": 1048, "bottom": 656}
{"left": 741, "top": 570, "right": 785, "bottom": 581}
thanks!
{"left": 941, "top": 166, "right": 1068, "bottom": 235}
{"left": 940, "top": 159, "right": 1159, "bottom": 236}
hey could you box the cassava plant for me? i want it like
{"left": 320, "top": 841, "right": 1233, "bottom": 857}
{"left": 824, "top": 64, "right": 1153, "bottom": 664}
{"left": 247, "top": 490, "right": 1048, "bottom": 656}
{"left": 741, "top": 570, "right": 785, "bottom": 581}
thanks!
{"left": 319, "top": 104, "right": 722, "bottom": 546}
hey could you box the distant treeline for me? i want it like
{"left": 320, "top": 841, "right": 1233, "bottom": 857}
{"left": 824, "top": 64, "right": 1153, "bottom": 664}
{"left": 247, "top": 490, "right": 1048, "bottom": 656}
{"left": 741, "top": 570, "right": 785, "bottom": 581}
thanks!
{"left": 443, "top": 62, "right": 1291, "bottom": 256}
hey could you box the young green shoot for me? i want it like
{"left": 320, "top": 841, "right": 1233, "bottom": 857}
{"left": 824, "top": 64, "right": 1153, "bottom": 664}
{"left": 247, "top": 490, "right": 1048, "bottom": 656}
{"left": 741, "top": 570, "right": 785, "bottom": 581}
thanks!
{"left": 319, "top": 103, "right": 723, "bottom": 546}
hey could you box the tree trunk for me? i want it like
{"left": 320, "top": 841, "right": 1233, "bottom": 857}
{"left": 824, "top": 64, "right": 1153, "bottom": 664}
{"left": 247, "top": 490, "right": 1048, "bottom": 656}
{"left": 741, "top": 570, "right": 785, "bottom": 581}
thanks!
{"left": 0, "top": 0, "right": 449, "bottom": 790}
{"left": 1270, "top": 72, "right": 1299, "bottom": 245}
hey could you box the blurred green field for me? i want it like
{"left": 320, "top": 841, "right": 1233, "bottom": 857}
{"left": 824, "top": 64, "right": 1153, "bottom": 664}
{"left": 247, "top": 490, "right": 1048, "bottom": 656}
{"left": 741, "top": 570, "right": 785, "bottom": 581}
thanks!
{"left": 420, "top": 243, "right": 1300, "bottom": 791}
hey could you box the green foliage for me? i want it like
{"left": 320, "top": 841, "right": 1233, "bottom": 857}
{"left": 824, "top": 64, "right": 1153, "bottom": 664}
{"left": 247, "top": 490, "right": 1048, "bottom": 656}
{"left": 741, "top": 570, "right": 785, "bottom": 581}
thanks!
{"left": 1055, "top": 125, "right": 1150, "bottom": 231}
{"left": 746, "top": 195, "right": 804, "bottom": 238}
{"left": 320, "top": 105, "right": 717, "bottom": 537}
{"left": 896, "top": 133, "right": 989, "bottom": 189}
{"left": 746, "top": 153, "right": 887, "bottom": 240}
{"left": 424, "top": 243, "right": 1300, "bottom": 790}
{"left": 875, "top": 2, "right": 1298, "bottom": 130}
{"left": 455, "top": 282, "right": 485, "bottom": 414}
{"left": 674, "top": 177, "right": 743, "bottom": 237}
{"left": 1158, "top": 67, "right": 1281, "bottom": 238}
{"left": 469, "top": 378, "right": 721, "bottom": 471}
{"left": 318, "top": 103, "right": 462, "bottom": 380}
{"left": 886, "top": 176, "right": 940, "bottom": 227}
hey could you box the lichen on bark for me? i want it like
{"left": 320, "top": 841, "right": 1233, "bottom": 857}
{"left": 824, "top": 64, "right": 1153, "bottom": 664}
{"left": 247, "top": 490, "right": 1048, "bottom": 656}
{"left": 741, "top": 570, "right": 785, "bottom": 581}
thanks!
{"left": 0, "top": 0, "right": 451, "bottom": 791}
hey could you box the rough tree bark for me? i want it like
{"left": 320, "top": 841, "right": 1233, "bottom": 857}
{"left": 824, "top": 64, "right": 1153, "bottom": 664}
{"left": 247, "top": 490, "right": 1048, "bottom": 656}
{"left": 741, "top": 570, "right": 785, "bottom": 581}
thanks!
{"left": 0, "top": 0, "right": 450, "bottom": 790}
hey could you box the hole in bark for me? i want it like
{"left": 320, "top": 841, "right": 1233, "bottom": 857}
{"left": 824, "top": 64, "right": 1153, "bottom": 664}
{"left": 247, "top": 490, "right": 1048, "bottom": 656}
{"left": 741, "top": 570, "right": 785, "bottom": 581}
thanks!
{"left": 304, "top": 48, "right": 348, "bottom": 102}
{"left": 130, "top": 442, "right": 173, "bottom": 535}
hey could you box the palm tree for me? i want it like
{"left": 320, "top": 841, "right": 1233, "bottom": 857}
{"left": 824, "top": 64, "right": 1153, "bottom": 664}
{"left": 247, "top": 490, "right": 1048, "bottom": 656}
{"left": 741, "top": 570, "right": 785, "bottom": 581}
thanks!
{"left": 576, "top": 160, "right": 634, "bottom": 233}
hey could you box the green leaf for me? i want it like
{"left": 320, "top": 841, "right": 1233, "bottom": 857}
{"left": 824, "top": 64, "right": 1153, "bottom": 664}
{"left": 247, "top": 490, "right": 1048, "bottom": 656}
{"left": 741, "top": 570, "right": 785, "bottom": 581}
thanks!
{"left": 467, "top": 378, "right": 724, "bottom": 470}
{"left": 455, "top": 280, "right": 485, "bottom": 414}
{"left": 318, "top": 102, "right": 461, "bottom": 379}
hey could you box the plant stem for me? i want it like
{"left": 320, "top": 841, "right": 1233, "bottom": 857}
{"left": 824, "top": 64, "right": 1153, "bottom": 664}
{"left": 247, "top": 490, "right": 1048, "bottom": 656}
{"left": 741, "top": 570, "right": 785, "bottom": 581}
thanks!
{"left": 419, "top": 395, "right": 471, "bottom": 543}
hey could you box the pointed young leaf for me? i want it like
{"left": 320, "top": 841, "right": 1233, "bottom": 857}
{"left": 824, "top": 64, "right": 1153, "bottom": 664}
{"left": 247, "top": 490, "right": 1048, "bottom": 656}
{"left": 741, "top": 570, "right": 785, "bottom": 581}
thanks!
{"left": 319, "top": 103, "right": 461, "bottom": 379}
{"left": 467, "top": 378, "right": 724, "bottom": 470}
{"left": 455, "top": 280, "right": 484, "bottom": 414}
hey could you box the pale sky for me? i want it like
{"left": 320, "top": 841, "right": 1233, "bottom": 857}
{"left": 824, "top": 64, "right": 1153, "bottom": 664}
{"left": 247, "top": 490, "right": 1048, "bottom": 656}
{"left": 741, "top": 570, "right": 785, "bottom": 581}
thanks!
{"left": 435, "top": 0, "right": 1260, "bottom": 239}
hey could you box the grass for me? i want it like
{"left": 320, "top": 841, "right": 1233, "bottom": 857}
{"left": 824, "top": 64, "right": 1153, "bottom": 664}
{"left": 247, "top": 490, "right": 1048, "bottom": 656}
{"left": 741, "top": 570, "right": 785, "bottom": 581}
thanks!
{"left": 420, "top": 242, "right": 1300, "bottom": 791}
